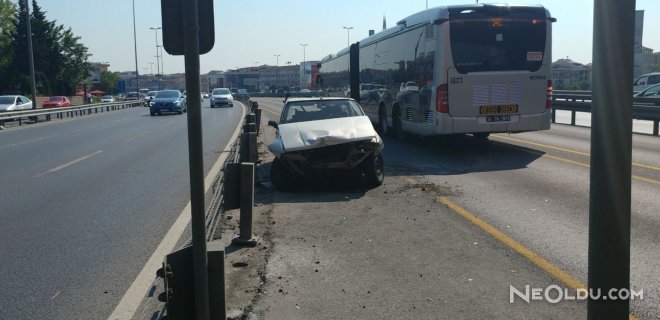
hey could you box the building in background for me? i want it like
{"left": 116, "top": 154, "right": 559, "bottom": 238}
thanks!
{"left": 299, "top": 61, "right": 320, "bottom": 89}
{"left": 552, "top": 58, "right": 592, "bottom": 90}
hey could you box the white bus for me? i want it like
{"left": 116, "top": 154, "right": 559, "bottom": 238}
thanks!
{"left": 319, "top": 4, "right": 555, "bottom": 139}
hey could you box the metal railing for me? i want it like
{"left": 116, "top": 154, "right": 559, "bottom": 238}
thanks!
{"left": 552, "top": 90, "right": 660, "bottom": 135}
{"left": 0, "top": 100, "right": 143, "bottom": 128}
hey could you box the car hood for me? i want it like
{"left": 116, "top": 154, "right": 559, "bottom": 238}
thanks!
{"left": 153, "top": 98, "right": 181, "bottom": 103}
{"left": 269, "top": 116, "right": 381, "bottom": 154}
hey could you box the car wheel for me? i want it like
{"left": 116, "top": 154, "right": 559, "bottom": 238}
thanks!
{"left": 362, "top": 153, "right": 384, "bottom": 188}
{"left": 392, "top": 110, "right": 405, "bottom": 140}
{"left": 150, "top": 112, "right": 155, "bottom": 116}
{"left": 178, "top": 110, "right": 183, "bottom": 115}
{"left": 270, "top": 158, "right": 292, "bottom": 191}
{"left": 473, "top": 133, "right": 490, "bottom": 140}
{"left": 183, "top": 108, "right": 187, "bottom": 113}
{"left": 378, "top": 106, "right": 388, "bottom": 135}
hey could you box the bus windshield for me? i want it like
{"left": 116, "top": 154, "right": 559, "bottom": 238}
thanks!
{"left": 449, "top": 8, "right": 547, "bottom": 74}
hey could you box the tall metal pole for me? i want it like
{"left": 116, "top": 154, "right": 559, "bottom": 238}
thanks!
{"left": 274, "top": 54, "right": 280, "bottom": 89}
{"left": 23, "top": 0, "right": 37, "bottom": 109}
{"left": 588, "top": 0, "right": 635, "bottom": 319}
{"left": 132, "top": 0, "right": 138, "bottom": 94}
{"left": 299, "top": 43, "right": 307, "bottom": 86}
{"left": 343, "top": 26, "right": 353, "bottom": 47}
{"left": 150, "top": 27, "right": 161, "bottom": 75}
{"left": 159, "top": 45, "right": 165, "bottom": 75}
{"left": 182, "top": 0, "right": 209, "bottom": 318}
{"left": 149, "top": 62, "right": 154, "bottom": 75}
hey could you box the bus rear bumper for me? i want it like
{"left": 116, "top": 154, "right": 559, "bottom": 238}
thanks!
{"left": 442, "top": 110, "right": 551, "bottom": 134}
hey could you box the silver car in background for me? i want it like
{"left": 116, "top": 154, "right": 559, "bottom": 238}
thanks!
{"left": 0, "top": 95, "right": 33, "bottom": 112}
{"left": 210, "top": 88, "right": 233, "bottom": 108}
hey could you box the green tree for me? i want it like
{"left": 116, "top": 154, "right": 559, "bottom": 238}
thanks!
{"left": 0, "top": 0, "right": 17, "bottom": 92}
{"left": 7, "top": 0, "right": 90, "bottom": 96}
{"left": 98, "top": 71, "right": 120, "bottom": 94}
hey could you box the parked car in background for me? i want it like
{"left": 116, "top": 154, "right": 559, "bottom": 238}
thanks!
{"left": 633, "top": 72, "right": 660, "bottom": 93}
{"left": 143, "top": 91, "right": 158, "bottom": 106}
{"left": 124, "top": 92, "right": 140, "bottom": 101}
{"left": 211, "top": 88, "right": 233, "bottom": 107}
{"left": 42, "top": 96, "right": 71, "bottom": 108}
{"left": 0, "top": 95, "right": 33, "bottom": 112}
{"left": 634, "top": 83, "right": 660, "bottom": 105}
{"left": 150, "top": 90, "right": 187, "bottom": 116}
{"left": 267, "top": 97, "right": 384, "bottom": 189}
{"left": 202, "top": 92, "right": 210, "bottom": 99}
{"left": 100, "top": 95, "right": 116, "bottom": 103}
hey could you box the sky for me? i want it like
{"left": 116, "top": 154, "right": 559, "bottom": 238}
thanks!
{"left": 23, "top": 0, "right": 660, "bottom": 74}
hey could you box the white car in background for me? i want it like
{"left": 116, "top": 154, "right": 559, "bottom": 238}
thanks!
{"left": 267, "top": 97, "right": 384, "bottom": 190}
{"left": 210, "top": 88, "right": 233, "bottom": 108}
{"left": 0, "top": 95, "right": 32, "bottom": 112}
{"left": 100, "top": 95, "right": 115, "bottom": 103}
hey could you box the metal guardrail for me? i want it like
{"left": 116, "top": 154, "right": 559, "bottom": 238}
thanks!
{"left": 552, "top": 90, "right": 660, "bottom": 135}
{"left": 0, "top": 100, "right": 143, "bottom": 128}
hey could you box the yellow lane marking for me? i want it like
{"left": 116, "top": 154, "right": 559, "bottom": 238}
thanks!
{"left": 261, "top": 107, "right": 281, "bottom": 117}
{"left": 405, "top": 177, "right": 638, "bottom": 320}
{"left": 492, "top": 134, "right": 660, "bottom": 172}
{"left": 516, "top": 148, "right": 660, "bottom": 186}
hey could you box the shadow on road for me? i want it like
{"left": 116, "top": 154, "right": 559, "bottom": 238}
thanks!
{"left": 381, "top": 134, "right": 545, "bottom": 177}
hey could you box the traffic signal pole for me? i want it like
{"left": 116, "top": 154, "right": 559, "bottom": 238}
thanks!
{"left": 182, "top": 0, "right": 210, "bottom": 319}
{"left": 588, "top": 0, "right": 635, "bottom": 319}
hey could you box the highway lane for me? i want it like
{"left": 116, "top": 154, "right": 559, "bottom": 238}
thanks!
{"left": 254, "top": 97, "right": 659, "bottom": 318}
{"left": 0, "top": 100, "right": 243, "bottom": 319}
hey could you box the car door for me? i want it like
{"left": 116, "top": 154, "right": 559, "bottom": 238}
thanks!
{"left": 633, "top": 76, "right": 648, "bottom": 92}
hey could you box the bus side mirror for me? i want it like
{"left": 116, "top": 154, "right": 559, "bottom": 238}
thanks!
{"left": 268, "top": 120, "right": 278, "bottom": 129}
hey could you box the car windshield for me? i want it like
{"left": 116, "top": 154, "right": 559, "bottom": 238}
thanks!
{"left": 0, "top": 96, "right": 16, "bottom": 104}
{"left": 281, "top": 100, "right": 364, "bottom": 124}
{"left": 213, "top": 89, "right": 230, "bottom": 95}
{"left": 102, "top": 95, "right": 112, "bottom": 99}
{"left": 156, "top": 90, "right": 180, "bottom": 98}
{"left": 48, "top": 97, "right": 64, "bottom": 101}
{"left": 147, "top": 92, "right": 158, "bottom": 97}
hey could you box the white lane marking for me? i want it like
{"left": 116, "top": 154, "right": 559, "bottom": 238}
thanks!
{"left": 0, "top": 136, "right": 50, "bottom": 149}
{"left": 124, "top": 131, "right": 151, "bottom": 142}
{"left": 70, "top": 123, "right": 106, "bottom": 133}
{"left": 108, "top": 103, "right": 247, "bottom": 320}
{"left": 51, "top": 291, "right": 61, "bottom": 299}
{"left": 36, "top": 150, "right": 104, "bottom": 177}
{"left": 159, "top": 120, "right": 176, "bottom": 128}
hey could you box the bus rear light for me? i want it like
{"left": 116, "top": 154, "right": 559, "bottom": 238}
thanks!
{"left": 436, "top": 83, "right": 449, "bottom": 113}
{"left": 546, "top": 80, "right": 553, "bottom": 109}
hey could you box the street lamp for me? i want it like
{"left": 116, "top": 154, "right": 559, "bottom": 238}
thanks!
{"left": 158, "top": 45, "right": 164, "bottom": 75}
{"left": 149, "top": 27, "right": 161, "bottom": 76}
{"left": 343, "top": 26, "right": 353, "bottom": 47}
{"left": 274, "top": 54, "right": 281, "bottom": 89}
{"left": 132, "top": 0, "right": 138, "bottom": 94}
{"left": 148, "top": 62, "right": 154, "bottom": 75}
{"left": 299, "top": 43, "right": 308, "bottom": 86}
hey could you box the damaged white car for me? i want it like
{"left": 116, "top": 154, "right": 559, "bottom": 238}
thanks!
{"left": 267, "top": 98, "right": 384, "bottom": 189}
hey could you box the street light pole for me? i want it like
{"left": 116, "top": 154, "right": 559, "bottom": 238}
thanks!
{"left": 149, "top": 27, "right": 162, "bottom": 75}
{"left": 22, "top": 0, "right": 37, "bottom": 109}
{"left": 132, "top": 0, "right": 138, "bottom": 94}
{"left": 343, "top": 26, "right": 353, "bottom": 47}
{"left": 274, "top": 54, "right": 281, "bottom": 89}
{"left": 299, "top": 43, "right": 308, "bottom": 87}
{"left": 148, "top": 62, "right": 154, "bottom": 75}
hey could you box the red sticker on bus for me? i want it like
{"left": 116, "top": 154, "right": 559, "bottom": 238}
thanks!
{"left": 527, "top": 52, "right": 543, "bottom": 61}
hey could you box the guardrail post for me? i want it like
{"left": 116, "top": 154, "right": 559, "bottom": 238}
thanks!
{"left": 231, "top": 162, "right": 256, "bottom": 246}
{"left": 254, "top": 108, "right": 262, "bottom": 135}
{"left": 571, "top": 111, "right": 576, "bottom": 126}
{"left": 653, "top": 121, "right": 659, "bottom": 136}
{"left": 206, "top": 241, "right": 227, "bottom": 320}
{"left": 551, "top": 107, "right": 556, "bottom": 123}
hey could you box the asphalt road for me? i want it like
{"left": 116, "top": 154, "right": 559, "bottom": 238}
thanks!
{"left": 0, "top": 100, "right": 242, "bottom": 319}
{"left": 253, "top": 97, "right": 660, "bottom": 319}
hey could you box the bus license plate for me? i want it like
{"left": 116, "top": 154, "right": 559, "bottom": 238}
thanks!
{"left": 486, "top": 115, "right": 511, "bottom": 122}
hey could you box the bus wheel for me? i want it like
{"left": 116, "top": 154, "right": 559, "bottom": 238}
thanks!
{"left": 378, "top": 106, "right": 388, "bottom": 135}
{"left": 473, "top": 133, "right": 490, "bottom": 140}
